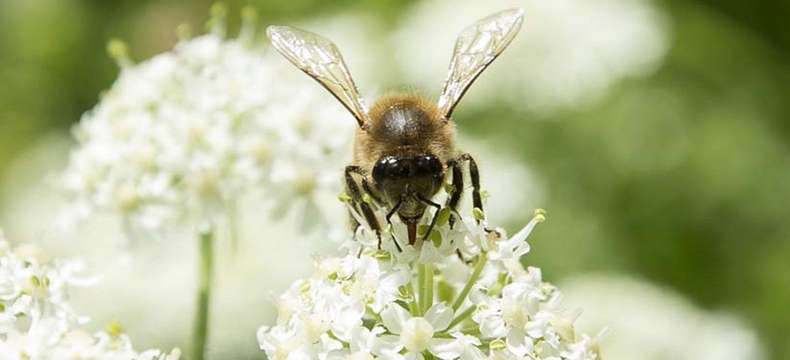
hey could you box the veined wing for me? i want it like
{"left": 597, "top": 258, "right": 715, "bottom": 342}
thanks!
{"left": 437, "top": 8, "right": 524, "bottom": 118}
{"left": 267, "top": 25, "right": 369, "bottom": 127}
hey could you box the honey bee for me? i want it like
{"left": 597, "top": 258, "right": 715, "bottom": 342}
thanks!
{"left": 267, "top": 9, "right": 524, "bottom": 248}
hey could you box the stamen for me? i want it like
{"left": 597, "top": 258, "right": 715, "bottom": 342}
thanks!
{"left": 207, "top": 2, "right": 228, "bottom": 37}
{"left": 106, "top": 39, "right": 132, "bottom": 68}
{"left": 507, "top": 208, "right": 548, "bottom": 247}
{"left": 533, "top": 208, "right": 547, "bottom": 223}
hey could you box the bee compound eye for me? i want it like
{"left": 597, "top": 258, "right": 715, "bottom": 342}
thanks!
{"left": 373, "top": 156, "right": 406, "bottom": 181}
{"left": 415, "top": 154, "right": 442, "bottom": 175}
{"left": 372, "top": 158, "right": 386, "bottom": 181}
{"left": 373, "top": 155, "right": 442, "bottom": 182}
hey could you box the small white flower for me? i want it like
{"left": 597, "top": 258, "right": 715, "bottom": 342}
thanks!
{"left": 0, "top": 228, "right": 180, "bottom": 359}
{"left": 429, "top": 332, "right": 486, "bottom": 360}
{"left": 258, "top": 205, "right": 601, "bottom": 360}
{"left": 488, "top": 211, "right": 544, "bottom": 262}
{"left": 257, "top": 325, "right": 313, "bottom": 360}
{"left": 380, "top": 302, "right": 457, "bottom": 357}
{"left": 347, "top": 326, "right": 387, "bottom": 357}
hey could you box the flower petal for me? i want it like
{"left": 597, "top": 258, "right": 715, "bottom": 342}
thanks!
{"left": 381, "top": 303, "right": 410, "bottom": 335}
{"left": 424, "top": 303, "right": 453, "bottom": 331}
{"left": 429, "top": 338, "right": 464, "bottom": 360}
{"left": 375, "top": 334, "right": 405, "bottom": 357}
{"left": 506, "top": 327, "right": 533, "bottom": 357}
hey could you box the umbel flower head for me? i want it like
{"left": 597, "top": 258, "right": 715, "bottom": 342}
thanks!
{"left": 0, "top": 229, "right": 180, "bottom": 359}
{"left": 257, "top": 207, "right": 603, "bottom": 359}
{"left": 61, "top": 6, "right": 355, "bottom": 234}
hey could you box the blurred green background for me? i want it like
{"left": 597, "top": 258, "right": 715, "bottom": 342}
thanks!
{"left": 1, "top": 0, "right": 789, "bottom": 358}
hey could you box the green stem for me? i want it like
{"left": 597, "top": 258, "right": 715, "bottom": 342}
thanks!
{"left": 446, "top": 305, "right": 475, "bottom": 330}
{"left": 417, "top": 265, "right": 426, "bottom": 315}
{"left": 460, "top": 326, "right": 481, "bottom": 337}
{"left": 452, "top": 253, "right": 487, "bottom": 311}
{"left": 409, "top": 283, "right": 420, "bottom": 316}
{"left": 432, "top": 332, "right": 456, "bottom": 339}
{"left": 192, "top": 227, "right": 215, "bottom": 360}
{"left": 424, "top": 263, "right": 434, "bottom": 313}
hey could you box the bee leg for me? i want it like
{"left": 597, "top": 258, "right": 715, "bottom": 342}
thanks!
{"left": 445, "top": 153, "right": 484, "bottom": 224}
{"left": 417, "top": 195, "right": 442, "bottom": 243}
{"left": 345, "top": 166, "right": 383, "bottom": 249}
{"left": 444, "top": 159, "right": 464, "bottom": 227}
{"left": 362, "top": 178, "right": 383, "bottom": 206}
{"left": 441, "top": 166, "right": 469, "bottom": 262}
{"left": 385, "top": 198, "right": 404, "bottom": 252}
{"left": 458, "top": 153, "right": 484, "bottom": 217}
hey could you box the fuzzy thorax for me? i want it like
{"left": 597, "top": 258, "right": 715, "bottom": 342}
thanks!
{"left": 353, "top": 93, "right": 456, "bottom": 172}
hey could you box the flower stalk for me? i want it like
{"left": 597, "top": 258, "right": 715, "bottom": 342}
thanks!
{"left": 192, "top": 226, "right": 215, "bottom": 360}
{"left": 423, "top": 263, "right": 434, "bottom": 313}
{"left": 446, "top": 305, "right": 476, "bottom": 331}
{"left": 452, "top": 252, "right": 487, "bottom": 311}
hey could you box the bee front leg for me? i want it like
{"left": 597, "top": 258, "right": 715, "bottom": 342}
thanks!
{"left": 345, "top": 166, "right": 383, "bottom": 249}
{"left": 385, "top": 198, "right": 404, "bottom": 252}
{"left": 445, "top": 153, "right": 485, "bottom": 225}
{"left": 445, "top": 159, "right": 464, "bottom": 227}
{"left": 417, "top": 195, "right": 442, "bottom": 243}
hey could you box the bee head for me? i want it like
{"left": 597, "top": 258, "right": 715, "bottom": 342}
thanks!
{"left": 372, "top": 154, "right": 444, "bottom": 220}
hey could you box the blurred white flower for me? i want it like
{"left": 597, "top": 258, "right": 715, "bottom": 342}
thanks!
{"left": 258, "top": 207, "right": 603, "bottom": 359}
{"left": 0, "top": 229, "right": 180, "bottom": 359}
{"left": 1, "top": 130, "right": 355, "bottom": 359}
{"left": 455, "top": 136, "right": 545, "bottom": 225}
{"left": 0, "top": 229, "right": 88, "bottom": 336}
{"left": 57, "top": 14, "right": 365, "bottom": 359}
{"left": 560, "top": 274, "right": 766, "bottom": 360}
{"left": 61, "top": 20, "right": 356, "bottom": 235}
{"left": 394, "top": 0, "right": 668, "bottom": 114}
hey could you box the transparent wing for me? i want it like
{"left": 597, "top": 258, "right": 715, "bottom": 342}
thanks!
{"left": 266, "top": 25, "right": 369, "bottom": 127}
{"left": 437, "top": 8, "right": 524, "bottom": 118}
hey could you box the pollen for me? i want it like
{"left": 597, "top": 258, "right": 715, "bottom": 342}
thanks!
{"left": 533, "top": 208, "right": 547, "bottom": 223}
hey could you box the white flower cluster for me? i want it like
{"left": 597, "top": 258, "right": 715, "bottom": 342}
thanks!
{"left": 257, "top": 209, "right": 601, "bottom": 359}
{"left": 0, "top": 229, "right": 180, "bottom": 359}
{"left": 561, "top": 275, "right": 766, "bottom": 360}
{"left": 61, "top": 17, "right": 354, "bottom": 234}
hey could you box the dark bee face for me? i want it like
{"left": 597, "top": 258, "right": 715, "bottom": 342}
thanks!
{"left": 372, "top": 154, "right": 444, "bottom": 221}
{"left": 372, "top": 154, "right": 442, "bottom": 181}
